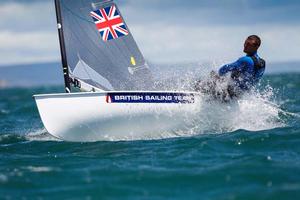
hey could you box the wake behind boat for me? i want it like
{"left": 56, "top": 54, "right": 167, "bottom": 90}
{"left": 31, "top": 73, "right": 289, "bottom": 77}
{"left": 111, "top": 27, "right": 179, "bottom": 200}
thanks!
{"left": 34, "top": 0, "right": 201, "bottom": 141}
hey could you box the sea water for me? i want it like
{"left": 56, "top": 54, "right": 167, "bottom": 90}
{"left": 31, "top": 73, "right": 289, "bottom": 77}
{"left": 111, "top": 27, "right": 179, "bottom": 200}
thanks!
{"left": 0, "top": 73, "right": 300, "bottom": 199}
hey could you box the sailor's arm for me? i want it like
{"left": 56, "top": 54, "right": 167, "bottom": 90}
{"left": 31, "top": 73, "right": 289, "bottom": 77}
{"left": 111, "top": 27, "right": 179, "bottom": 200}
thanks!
{"left": 218, "top": 57, "right": 248, "bottom": 76}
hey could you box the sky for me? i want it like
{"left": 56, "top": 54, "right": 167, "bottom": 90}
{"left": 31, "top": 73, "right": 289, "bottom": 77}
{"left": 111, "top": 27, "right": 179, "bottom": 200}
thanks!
{"left": 0, "top": 0, "right": 299, "bottom": 66}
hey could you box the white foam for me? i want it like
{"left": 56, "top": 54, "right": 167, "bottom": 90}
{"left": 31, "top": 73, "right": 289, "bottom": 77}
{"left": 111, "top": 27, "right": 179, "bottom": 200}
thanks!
{"left": 0, "top": 174, "right": 8, "bottom": 183}
{"left": 25, "top": 128, "right": 61, "bottom": 141}
{"left": 24, "top": 166, "right": 59, "bottom": 173}
{"left": 188, "top": 86, "right": 286, "bottom": 135}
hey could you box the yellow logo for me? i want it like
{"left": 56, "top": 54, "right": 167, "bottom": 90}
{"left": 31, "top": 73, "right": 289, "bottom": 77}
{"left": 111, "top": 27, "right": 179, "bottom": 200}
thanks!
{"left": 130, "top": 56, "right": 136, "bottom": 66}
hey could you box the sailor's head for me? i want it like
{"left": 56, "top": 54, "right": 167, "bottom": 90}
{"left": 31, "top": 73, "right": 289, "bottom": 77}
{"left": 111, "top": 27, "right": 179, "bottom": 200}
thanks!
{"left": 243, "top": 35, "right": 261, "bottom": 55}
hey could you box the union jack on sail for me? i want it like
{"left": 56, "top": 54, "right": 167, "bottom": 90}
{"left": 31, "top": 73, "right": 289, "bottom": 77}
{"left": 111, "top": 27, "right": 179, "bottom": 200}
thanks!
{"left": 90, "top": 5, "right": 129, "bottom": 41}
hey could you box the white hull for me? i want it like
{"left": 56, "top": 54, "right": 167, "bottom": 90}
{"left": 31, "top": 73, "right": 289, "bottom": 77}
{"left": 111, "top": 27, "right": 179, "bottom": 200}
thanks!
{"left": 34, "top": 91, "right": 201, "bottom": 142}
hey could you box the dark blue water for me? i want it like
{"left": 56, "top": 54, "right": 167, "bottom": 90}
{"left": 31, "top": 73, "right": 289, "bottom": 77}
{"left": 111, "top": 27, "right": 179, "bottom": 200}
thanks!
{"left": 1, "top": 74, "right": 300, "bottom": 199}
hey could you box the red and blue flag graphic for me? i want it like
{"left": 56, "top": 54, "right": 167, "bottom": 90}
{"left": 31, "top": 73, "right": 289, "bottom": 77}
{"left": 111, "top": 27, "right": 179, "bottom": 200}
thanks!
{"left": 90, "top": 5, "right": 129, "bottom": 41}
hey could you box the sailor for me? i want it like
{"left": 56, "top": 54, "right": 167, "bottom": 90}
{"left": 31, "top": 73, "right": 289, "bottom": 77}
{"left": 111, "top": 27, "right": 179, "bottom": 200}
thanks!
{"left": 196, "top": 35, "right": 266, "bottom": 101}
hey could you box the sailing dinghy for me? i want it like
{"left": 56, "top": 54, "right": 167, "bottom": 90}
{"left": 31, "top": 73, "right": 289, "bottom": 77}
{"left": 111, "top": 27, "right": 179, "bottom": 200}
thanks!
{"left": 34, "top": 0, "right": 200, "bottom": 141}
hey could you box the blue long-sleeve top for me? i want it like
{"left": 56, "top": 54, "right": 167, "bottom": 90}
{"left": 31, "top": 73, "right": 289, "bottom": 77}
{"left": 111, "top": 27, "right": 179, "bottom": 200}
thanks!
{"left": 218, "top": 53, "right": 265, "bottom": 90}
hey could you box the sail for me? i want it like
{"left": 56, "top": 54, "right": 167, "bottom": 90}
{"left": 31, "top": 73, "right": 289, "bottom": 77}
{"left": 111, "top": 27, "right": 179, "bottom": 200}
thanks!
{"left": 56, "top": 0, "right": 153, "bottom": 91}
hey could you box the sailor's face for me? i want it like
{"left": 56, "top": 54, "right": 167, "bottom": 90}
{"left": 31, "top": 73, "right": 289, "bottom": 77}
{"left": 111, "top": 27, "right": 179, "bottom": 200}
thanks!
{"left": 243, "top": 38, "right": 258, "bottom": 55}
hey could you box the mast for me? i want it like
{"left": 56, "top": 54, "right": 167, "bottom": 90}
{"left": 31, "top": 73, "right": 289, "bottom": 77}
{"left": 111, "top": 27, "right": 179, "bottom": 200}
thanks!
{"left": 54, "top": 0, "right": 71, "bottom": 93}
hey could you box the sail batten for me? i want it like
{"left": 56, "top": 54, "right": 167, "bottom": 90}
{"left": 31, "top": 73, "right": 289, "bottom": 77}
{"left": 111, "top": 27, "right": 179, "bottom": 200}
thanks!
{"left": 56, "top": 0, "right": 153, "bottom": 91}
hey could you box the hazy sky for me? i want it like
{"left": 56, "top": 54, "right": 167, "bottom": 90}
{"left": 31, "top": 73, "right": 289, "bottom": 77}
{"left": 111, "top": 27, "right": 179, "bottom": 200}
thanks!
{"left": 0, "top": 0, "right": 299, "bottom": 66}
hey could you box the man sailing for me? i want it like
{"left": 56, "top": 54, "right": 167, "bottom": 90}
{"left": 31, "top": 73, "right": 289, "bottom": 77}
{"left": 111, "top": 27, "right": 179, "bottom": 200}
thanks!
{"left": 195, "top": 35, "right": 266, "bottom": 101}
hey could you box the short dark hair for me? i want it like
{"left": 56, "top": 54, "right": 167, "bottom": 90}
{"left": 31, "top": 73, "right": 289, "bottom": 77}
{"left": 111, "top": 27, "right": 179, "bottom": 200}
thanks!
{"left": 248, "top": 35, "right": 261, "bottom": 47}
